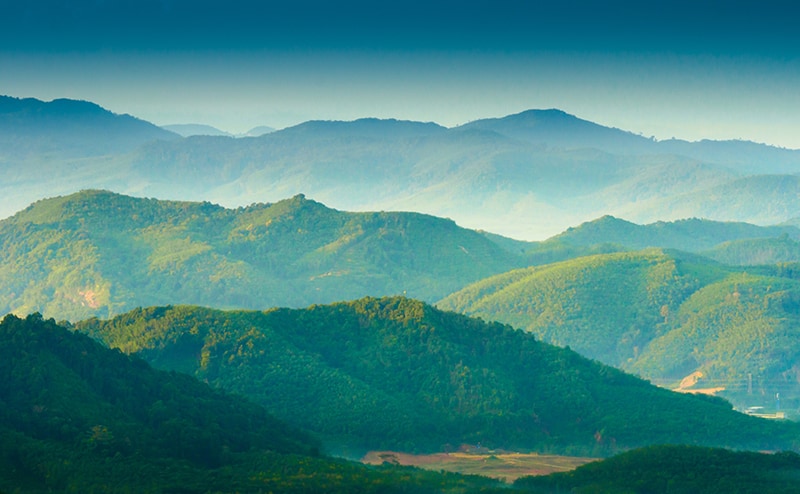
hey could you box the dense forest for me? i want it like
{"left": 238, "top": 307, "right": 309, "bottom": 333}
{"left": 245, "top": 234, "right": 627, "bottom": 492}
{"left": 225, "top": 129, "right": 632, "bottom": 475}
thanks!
{"left": 75, "top": 297, "right": 800, "bottom": 456}
{"left": 0, "top": 312, "right": 508, "bottom": 493}
{"left": 516, "top": 445, "right": 800, "bottom": 494}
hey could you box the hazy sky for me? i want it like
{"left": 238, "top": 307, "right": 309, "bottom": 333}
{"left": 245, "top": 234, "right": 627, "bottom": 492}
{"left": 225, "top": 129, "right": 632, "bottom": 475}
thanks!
{"left": 2, "top": 0, "right": 799, "bottom": 147}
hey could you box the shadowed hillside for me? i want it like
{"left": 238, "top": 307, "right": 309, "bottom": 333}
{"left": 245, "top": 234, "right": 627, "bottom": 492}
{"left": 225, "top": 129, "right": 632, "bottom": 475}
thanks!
{"left": 0, "top": 312, "right": 504, "bottom": 493}
{"left": 75, "top": 297, "right": 800, "bottom": 456}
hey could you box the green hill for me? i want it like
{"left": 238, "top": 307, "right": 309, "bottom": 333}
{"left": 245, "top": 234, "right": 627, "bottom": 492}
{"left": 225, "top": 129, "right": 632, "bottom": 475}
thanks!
{"left": 508, "top": 215, "right": 800, "bottom": 267}
{"left": 0, "top": 312, "right": 504, "bottom": 493}
{"left": 542, "top": 215, "right": 800, "bottom": 252}
{"left": 438, "top": 250, "right": 800, "bottom": 411}
{"left": 516, "top": 445, "right": 800, "bottom": 494}
{"left": 703, "top": 236, "right": 800, "bottom": 265}
{"left": 74, "top": 297, "right": 800, "bottom": 456}
{"left": 0, "top": 190, "right": 524, "bottom": 320}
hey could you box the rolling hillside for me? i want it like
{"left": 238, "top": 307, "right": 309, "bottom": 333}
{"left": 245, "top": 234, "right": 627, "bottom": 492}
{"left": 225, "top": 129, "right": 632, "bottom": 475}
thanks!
{"left": 74, "top": 297, "right": 800, "bottom": 456}
{"left": 438, "top": 249, "right": 800, "bottom": 411}
{"left": 523, "top": 215, "right": 800, "bottom": 265}
{"left": 0, "top": 190, "right": 525, "bottom": 320}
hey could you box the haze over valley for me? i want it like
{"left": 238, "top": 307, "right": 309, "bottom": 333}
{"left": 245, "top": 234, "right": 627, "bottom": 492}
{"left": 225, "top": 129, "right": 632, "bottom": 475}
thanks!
{"left": 3, "top": 95, "right": 800, "bottom": 240}
{"left": 3, "top": 1, "right": 800, "bottom": 492}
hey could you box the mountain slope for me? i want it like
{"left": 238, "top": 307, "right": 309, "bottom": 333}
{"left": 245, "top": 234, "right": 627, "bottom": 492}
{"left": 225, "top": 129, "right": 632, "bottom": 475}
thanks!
{"left": 704, "top": 236, "right": 800, "bottom": 265}
{"left": 457, "top": 109, "right": 657, "bottom": 153}
{"left": 439, "top": 249, "right": 709, "bottom": 365}
{"left": 74, "top": 297, "right": 800, "bottom": 455}
{"left": 0, "top": 190, "right": 525, "bottom": 320}
{"left": 0, "top": 312, "right": 315, "bottom": 491}
{"left": 544, "top": 215, "right": 800, "bottom": 252}
{"left": 459, "top": 109, "right": 800, "bottom": 174}
{"left": 0, "top": 311, "right": 504, "bottom": 493}
{"left": 0, "top": 95, "right": 178, "bottom": 157}
{"left": 438, "top": 249, "right": 800, "bottom": 410}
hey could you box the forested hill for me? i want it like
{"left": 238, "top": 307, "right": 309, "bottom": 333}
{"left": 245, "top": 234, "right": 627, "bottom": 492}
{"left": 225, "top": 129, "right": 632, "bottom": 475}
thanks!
{"left": 75, "top": 297, "right": 800, "bottom": 456}
{"left": 516, "top": 445, "right": 800, "bottom": 494}
{"left": 512, "top": 215, "right": 800, "bottom": 267}
{"left": 547, "top": 215, "right": 800, "bottom": 253}
{"left": 438, "top": 249, "right": 800, "bottom": 411}
{"left": 0, "top": 312, "right": 314, "bottom": 491}
{"left": 0, "top": 312, "right": 505, "bottom": 493}
{"left": 0, "top": 190, "right": 524, "bottom": 320}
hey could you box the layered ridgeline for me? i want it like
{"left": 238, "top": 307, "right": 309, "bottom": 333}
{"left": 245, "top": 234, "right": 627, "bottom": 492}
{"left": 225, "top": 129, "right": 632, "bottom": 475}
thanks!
{"left": 4, "top": 96, "right": 800, "bottom": 239}
{"left": 0, "top": 96, "right": 177, "bottom": 157}
{"left": 0, "top": 96, "right": 180, "bottom": 219}
{"left": 518, "top": 215, "right": 800, "bottom": 266}
{"left": 83, "top": 111, "right": 800, "bottom": 239}
{"left": 0, "top": 190, "right": 524, "bottom": 320}
{"left": 0, "top": 312, "right": 503, "bottom": 493}
{"left": 74, "top": 297, "right": 800, "bottom": 456}
{"left": 516, "top": 445, "right": 800, "bottom": 494}
{"left": 438, "top": 248, "right": 800, "bottom": 411}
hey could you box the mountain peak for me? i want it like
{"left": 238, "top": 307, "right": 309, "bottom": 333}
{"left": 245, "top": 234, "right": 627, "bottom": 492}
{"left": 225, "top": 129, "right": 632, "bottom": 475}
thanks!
{"left": 458, "top": 108, "right": 653, "bottom": 152}
{"left": 277, "top": 117, "right": 446, "bottom": 139}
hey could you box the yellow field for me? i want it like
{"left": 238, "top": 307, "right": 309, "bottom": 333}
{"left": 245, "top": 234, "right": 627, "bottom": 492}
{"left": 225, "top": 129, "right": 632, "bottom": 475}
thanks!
{"left": 361, "top": 450, "right": 598, "bottom": 482}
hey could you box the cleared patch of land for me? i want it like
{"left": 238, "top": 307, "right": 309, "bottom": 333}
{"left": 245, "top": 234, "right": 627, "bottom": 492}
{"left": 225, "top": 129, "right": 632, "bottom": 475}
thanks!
{"left": 361, "top": 450, "right": 598, "bottom": 482}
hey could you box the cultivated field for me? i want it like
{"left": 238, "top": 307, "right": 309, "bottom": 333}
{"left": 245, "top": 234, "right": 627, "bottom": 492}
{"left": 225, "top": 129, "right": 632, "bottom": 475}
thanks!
{"left": 361, "top": 450, "right": 598, "bottom": 482}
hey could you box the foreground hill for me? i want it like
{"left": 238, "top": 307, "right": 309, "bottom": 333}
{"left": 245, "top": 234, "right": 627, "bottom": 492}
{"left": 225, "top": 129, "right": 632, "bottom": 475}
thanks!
{"left": 438, "top": 249, "right": 800, "bottom": 411}
{"left": 74, "top": 297, "right": 800, "bottom": 455}
{"left": 0, "top": 190, "right": 524, "bottom": 320}
{"left": 517, "top": 445, "right": 800, "bottom": 494}
{"left": 0, "top": 312, "right": 504, "bottom": 493}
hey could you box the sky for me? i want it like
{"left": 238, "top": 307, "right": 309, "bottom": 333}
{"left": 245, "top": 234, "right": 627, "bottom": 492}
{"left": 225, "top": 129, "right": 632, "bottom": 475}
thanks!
{"left": 2, "top": 0, "right": 799, "bottom": 147}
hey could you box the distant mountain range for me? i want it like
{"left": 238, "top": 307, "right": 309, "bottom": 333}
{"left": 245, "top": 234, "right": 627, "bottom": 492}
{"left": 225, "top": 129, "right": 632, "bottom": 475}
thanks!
{"left": 161, "top": 123, "right": 275, "bottom": 137}
{"left": 0, "top": 95, "right": 178, "bottom": 156}
{"left": 2, "top": 95, "right": 799, "bottom": 239}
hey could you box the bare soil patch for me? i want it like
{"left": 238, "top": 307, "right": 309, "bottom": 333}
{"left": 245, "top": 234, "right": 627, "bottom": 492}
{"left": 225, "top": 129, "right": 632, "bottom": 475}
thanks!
{"left": 361, "top": 450, "right": 598, "bottom": 482}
